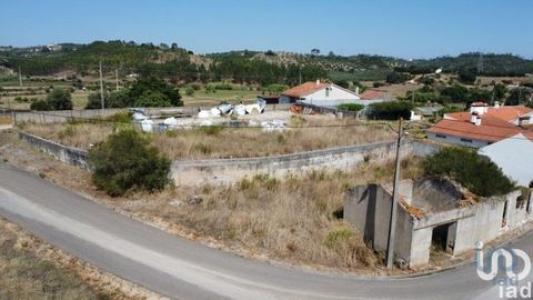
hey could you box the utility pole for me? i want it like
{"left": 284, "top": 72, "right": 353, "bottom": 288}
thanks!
{"left": 411, "top": 89, "right": 415, "bottom": 105}
{"left": 99, "top": 60, "right": 105, "bottom": 110}
{"left": 18, "top": 66, "right": 23, "bottom": 87}
{"left": 115, "top": 68, "right": 120, "bottom": 91}
{"left": 386, "top": 118, "right": 403, "bottom": 270}
{"left": 299, "top": 66, "right": 302, "bottom": 85}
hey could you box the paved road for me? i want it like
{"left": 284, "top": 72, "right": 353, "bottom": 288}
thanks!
{"left": 0, "top": 164, "right": 531, "bottom": 299}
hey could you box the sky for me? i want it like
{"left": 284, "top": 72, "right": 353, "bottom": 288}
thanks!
{"left": 1, "top": 0, "right": 533, "bottom": 59}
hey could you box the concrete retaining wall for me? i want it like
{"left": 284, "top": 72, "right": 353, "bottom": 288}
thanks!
{"left": 18, "top": 131, "right": 89, "bottom": 168}
{"left": 14, "top": 104, "right": 292, "bottom": 124}
{"left": 17, "top": 130, "right": 440, "bottom": 185}
{"left": 172, "top": 139, "right": 441, "bottom": 185}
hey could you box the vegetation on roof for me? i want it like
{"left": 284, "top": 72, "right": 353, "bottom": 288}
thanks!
{"left": 423, "top": 147, "right": 515, "bottom": 197}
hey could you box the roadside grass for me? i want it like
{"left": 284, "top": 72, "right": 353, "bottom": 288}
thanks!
{"left": 0, "top": 219, "right": 100, "bottom": 300}
{"left": 22, "top": 117, "right": 395, "bottom": 159}
{"left": 107, "top": 157, "right": 423, "bottom": 271}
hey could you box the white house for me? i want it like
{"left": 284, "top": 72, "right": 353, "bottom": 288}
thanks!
{"left": 479, "top": 133, "right": 533, "bottom": 187}
{"left": 280, "top": 80, "right": 362, "bottom": 107}
{"left": 428, "top": 102, "right": 533, "bottom": 148}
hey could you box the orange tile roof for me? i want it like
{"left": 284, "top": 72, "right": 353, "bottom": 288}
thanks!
{"left": 428, "top": 119, "right": 525, "bottom": 142}
{"left": 485, "top": 106, "right": 532, "bottom": 122}
{"left": 445, "top": 106, "right": 533, "bottom": 123}
{"left": 282, "top": 81, "right": 329, "bottom": 97}
{"left": 359, "top": 89, "right": 385, "bottom": 100}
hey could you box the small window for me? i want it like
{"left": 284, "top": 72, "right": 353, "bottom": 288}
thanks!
{"left": 436, "top": 134, "right": 447, "bottom": 139}
{"left": 460, "top": 138, "right": 473, "bottom": 143}
{"left": 325, "top": 87, "right": 331, "bottom": 97}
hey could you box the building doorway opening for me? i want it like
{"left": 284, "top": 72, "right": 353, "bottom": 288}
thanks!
{"left": 430, "top": 222, "right": 456, "bottom": 262}
{"left": 502, "top": 201, "right": 508, "bottom": 228}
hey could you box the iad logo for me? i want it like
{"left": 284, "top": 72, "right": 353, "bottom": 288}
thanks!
{"left": 475, "top": 241, "right": 532, "bottom": 299}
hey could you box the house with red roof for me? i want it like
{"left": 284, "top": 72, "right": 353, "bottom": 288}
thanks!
{"left": 279, "top": 80, "right": 362, "bottom": 107}
{"left": 427, "top": 102, "right": 533, "bottom": 148}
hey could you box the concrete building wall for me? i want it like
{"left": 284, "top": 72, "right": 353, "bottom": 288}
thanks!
{"left": 427, "top": 132, "right": 491, "bottom": 148}
{"left": 452, "top": 199, "right": 505, "bottom": 255}
{"left": 303, "top": 85, "right": 359, "bottom": 102}
{"left": 344, "top": 184, "right": 415, "bottom": 265}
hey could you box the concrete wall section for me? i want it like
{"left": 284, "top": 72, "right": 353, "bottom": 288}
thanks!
{"left": 344, "top": 184, "right": 416, "bottom": 265}
{"left": 14, "top": 109, "right": 128, "bottom": 124}
{"left": 18, "top": 131, "right": 88, "bottom": 168}
{"left": 453, "top": 199, "right": 505, "bottom": 255}
{"left": 172, "top": 139, "right": 440, "bottom": 185}
{"left": 427, "top": 132, "right": 490, "bottom": 148}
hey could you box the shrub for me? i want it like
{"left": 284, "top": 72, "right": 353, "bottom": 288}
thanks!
{"left": 337, "top": 103, "right": 364, "bottom": 112}
{"left": 129, "top": 76, "right": 182, "bottom": 107}
{"left": 134, "top": 90, "right": 172, "bottom": 107}
{"left": 184, "top": 86, "right": 194, "bottom": 96}
{"left": 385, "top": 72, "right": 411, "bottom": 84}
{"left": 88, "top": 130, "right": 170, "bottom": 196}
{"left": 30, "top": 100, "right": 51, "bottom": 111}
{"left": 458, "top": 68, "right": 477, "bottom": 85}
{"left": 46, "top": 88, "right": 73, "bottom": 110}
{"left": 423, "top": 147, "right": 515, "bottom": 197}
{"left": 368, "top": 101, "right": 413, "bottom": 120}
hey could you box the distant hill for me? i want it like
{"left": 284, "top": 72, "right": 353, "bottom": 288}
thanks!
{"left": 1, "top": 41, "right": 532, "bottom": 82}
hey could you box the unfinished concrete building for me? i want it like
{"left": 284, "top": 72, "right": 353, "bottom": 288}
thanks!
{"left": 344, "top": 178, "right": 533, "bottom": 268}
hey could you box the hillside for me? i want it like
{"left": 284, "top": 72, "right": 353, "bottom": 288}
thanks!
{"left": 1, "top": 41, "right": 533, "bottom": 83}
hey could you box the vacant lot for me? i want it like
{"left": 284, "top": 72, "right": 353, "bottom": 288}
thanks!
{"left": 0, "top": 130, "right": 421, "bottom": 273}
{"left": 22, "top": 115, "right": 395, "bottom": 159}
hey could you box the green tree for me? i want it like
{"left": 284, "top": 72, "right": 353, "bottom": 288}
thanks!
{"left": 128, "top": 76, "right": 182, "bottom": 107}
{"left": 88, "top": 130, "right": 170, "bottom": 196}
{"left": 368, "top": 101, "right": 413, "bottom": 120}
{"left": 458, "top": 68, "right": 477, "bottom": 84}
{"left": 385, "top": 72, "right": 411, "bottom": 84}
{"left": 134, "top": 90, "right": 172, "bottom": 107}
{"left": 46, "top": 88, "right": 73, "bottom": 110}
{"left": 423, "top": 147, "right": 515, "bottom": 197}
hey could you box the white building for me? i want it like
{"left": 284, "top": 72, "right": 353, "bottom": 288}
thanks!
{"left": 428, "top": 102, "right": 533, "bottom": 148}
{"left": 280, "top": 80, "right": 363, "bottom": 107}
{"left": 479, "top": 133, "right": 533, "bottom": 187}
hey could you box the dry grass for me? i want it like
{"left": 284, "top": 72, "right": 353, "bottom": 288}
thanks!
{"left": 0, "top": 218, "right": 101, "bottom": 300}
{"left": 0, "top": 115, "right": 11, "bottom": 125}
{"left": 0, "top": 130, "right": 423, "bottom": 273}
{"left": 22, "top": 116, "right": 395, "bottom": 159}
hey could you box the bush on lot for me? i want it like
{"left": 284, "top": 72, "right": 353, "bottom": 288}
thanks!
{"left": 367, "top": 101, "right": 413, "bottom": 120}
{"left": 30, "top": 100, "right": 51, "bottom": 111}
{"left": 423, "top": 147, "right": 515, "bottom": 197}
{"left": 30, "top": 88, "right": 72, "bottom": 111}
{"left": 88, "top": 129, "right": 171, "bottom": 196}
{"left": 337, "top": 103, "right": 364, "bottom": 112}
{"left": 46, "top": 88, "right": 73, "bottom": 110}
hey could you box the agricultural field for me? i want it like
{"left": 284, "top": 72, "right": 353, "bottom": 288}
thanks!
{"left": 181, "top": 88, "right": 259, "bottom": 107}
{"left": 21, "top": 115, "right": 396, "bottom": 159}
